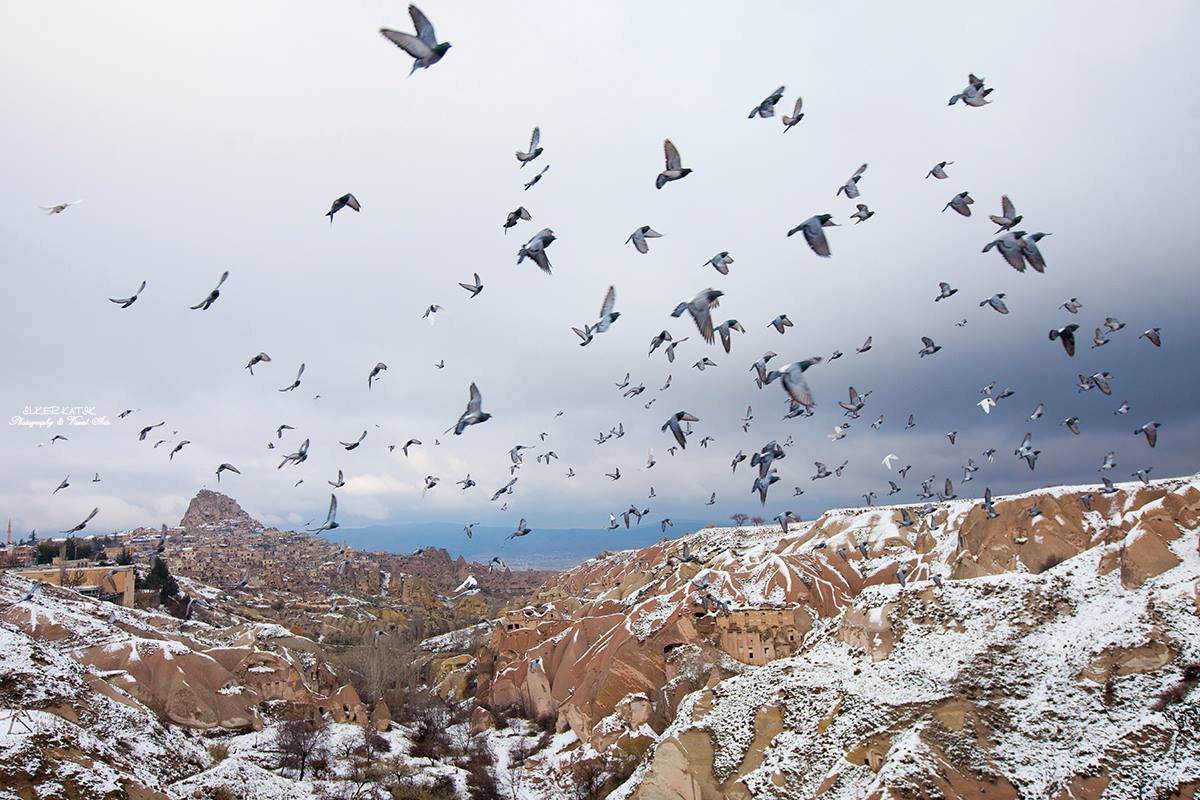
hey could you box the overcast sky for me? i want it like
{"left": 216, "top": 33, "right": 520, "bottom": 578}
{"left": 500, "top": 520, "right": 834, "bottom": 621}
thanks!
{"left": 2, "top": 1, "right": 1198, "bottom": 539}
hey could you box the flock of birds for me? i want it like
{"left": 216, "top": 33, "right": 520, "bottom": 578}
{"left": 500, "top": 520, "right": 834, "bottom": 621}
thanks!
{"left": 28, "top": 7, "right": 1174, "bottom": 580}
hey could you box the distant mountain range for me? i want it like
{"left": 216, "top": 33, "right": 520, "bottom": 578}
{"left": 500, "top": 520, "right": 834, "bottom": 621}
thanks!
{"left": 327, "top": 519, "right": 715, "bottom": 570}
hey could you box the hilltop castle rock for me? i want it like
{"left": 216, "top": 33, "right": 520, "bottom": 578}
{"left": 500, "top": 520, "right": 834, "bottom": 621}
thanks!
{"left": 179, "top": 489, "right": 262, "bottom": 531}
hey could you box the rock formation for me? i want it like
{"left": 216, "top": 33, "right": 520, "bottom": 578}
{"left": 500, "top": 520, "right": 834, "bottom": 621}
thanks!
{"left": 179, "top": 489, "right": 263, "bottom": 531}
{"left": 471, "top": 475, "right": 1200, "bottom": 798}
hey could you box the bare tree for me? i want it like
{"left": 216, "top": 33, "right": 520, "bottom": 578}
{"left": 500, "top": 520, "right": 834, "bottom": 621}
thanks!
{"left": 730, "top": 513, "right": 750, "bottom": 527}
{"left": 750, "top": 515, "right": 766, "bottom": 526}
{"left": 275, "top": 711, "right": 328, "bottom": 781}
{"left": 505, "top": 734, "right": 532, "bottom": 800}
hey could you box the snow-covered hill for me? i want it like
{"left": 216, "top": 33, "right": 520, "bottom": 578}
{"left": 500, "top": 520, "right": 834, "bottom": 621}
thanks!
{"left": 472, "top": 474, "right": 1200, "bottom": 799}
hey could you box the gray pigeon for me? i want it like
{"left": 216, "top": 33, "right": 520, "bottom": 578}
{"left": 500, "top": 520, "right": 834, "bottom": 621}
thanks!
{"left": 1049, "top": 324, "right": 1080, "bottom": 357}
{"left": 109, "top": 281, "right": 146, "bottom": 308}
{"left": 523, "top": 164, "right": 549, "bottom": 191}
{"left": 988, "top": 195, "right": 1021, "bottom": 232}
{"left": 715, "top": 320, "right": 745, "bottom": 354}
{"left": 765, "top": 358, "right": 823, "bottom": 409}
{"left": 278, "top": 363, "right": 305, "bottom": 392}
{"left": 982, "top": 231, "right": 1028, "bottom": 272}
{"left": 508, "top": 518, "right": 532, "bottom": 540}
{"left": 451, "top": 383, "right": 491, "bottom": 435}
{"left": 926, "top": 161, "right": 954, "bottom": 179}
{"left": 948, "top": 74, "right": 993, "bottom": 107}
{"left": 190, "top": 270, "right": 229, "bottom": 311}
{"left": 787, "top": 215, "right": 838, "bottom": 257}
{"left": 503, "top": 206, "right": 532, "bottom": 233}
{"left": 216, "top": 463, "right": 241, "bottom": 482}
{"left": 748, "top": 85, "right": 785, "bottom": 118}
{"left": 943, "top": 191, "right": 974, "bottom": 217}
{"left": 836, "top": 164, "right": 868, "bottom": 199}
{"left": 379, "top": 5, "right": 451, "bottom": 75}
{"left": 458, "top": 273, "right": 483, "bottom": 297}
{"left": 662, "top": 411, "right": 699, "bottom": 449}
{"left": 245, "top": 352, "right": 271, "bottom": 374}
{"left": 517, "top": 228, "right": 556, "bottom": 274}
{"left": 781, "top": 96, "right": 804, "bottom": 131}
{"left": 1135, "top": 421, "right": 1160, "bottom": 448}
{"left": 368, "top": 362, "right": 388, "bottom": 390}
{"left": 325, "top": 193, "right": 360, "bottom": 223}
{"left": 626, "top": 225, "right": 663, "bottom": 254}
{"left": 671, "top": 289, "right": 723, "bottom": 344}
{"left": 980, "top": 293, "right": 1009, "bottom": 314}
{"left": 515, "top": 127, "right": 543, "bottom": 166}
{"left": 850, "top": 204, "right": 874, "bottom": 224}
{"left": 704, "top": 251, "right": 734, "bottom": 275}
{"left": 656, "top": 139, "right": 692, "bottom": 189}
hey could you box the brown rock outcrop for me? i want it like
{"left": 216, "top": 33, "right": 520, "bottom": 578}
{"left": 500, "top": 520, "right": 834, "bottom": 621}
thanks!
{"left": 179, "top": 489, "right": 262, "bottom": 531}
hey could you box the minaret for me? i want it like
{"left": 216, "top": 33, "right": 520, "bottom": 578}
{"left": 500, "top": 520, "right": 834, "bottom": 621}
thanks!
{"left": 5, "top": 519, "right": 9, "bottom": 546}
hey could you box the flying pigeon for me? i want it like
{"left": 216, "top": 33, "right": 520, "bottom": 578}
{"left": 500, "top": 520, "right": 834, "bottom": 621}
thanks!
{"left": 989, "top": 195, "right": 1022, "bottom": 232}
{"left": 656, "top": 139, "right": 692, "bottom": 189}
{"left": 1049, "top": 325, "right": 1080, "bottom": 357}
{"left": 325, "top": 193, "right": 360, "bottom": 223}
{"left": 62, "top": 507, "right": 99, "bottom": 534}
{"left": 662, "top": 411, "right": 699, "bottom": 449}
{"left": 216, "top": 463, "right": 241, "bottom": 482}
{"left": 278, "top": 363, "right": 305, "bottom": 392}
{"left": 379, "top": 5, "right": 451, "bottom": 75}
{"left": 781, "top": 96, "right": 805, "bottom": 131}
{"left": 942, "top": 191, "right": 974, "bottom": 217}
{"left": 517, "top": 228, "right": 556, "bottom": 274}
{"left": 368, "top": 362, "right": 388, "bottom": 390}
{"left": 245, "top": 352, "right": 271, "bottom": 374}
{"left": 626, "top": 225, "right": 663, "bottom": 254}
{"left": 926, "top": 161, "right": 954, "bottom": 179}
{"left": 748, "top": 85, "right": 785, "bottom": 118}
{"left": 189, "top": 270, "right": 229, "bottom": 311}
{"left": 766, "top": 358, "right": 823, "bottom": 409}
{"left": 836, "top": 163, "right": 869, "bottom": 199}
{"left": 109, "top": 281, "right": 147, "bottom": 309}
{"left": 515, "top": 127, "right": 543, "bottom": 166}
{"left": 307, "top": 494, "right": 339, "bottom": 533}
{"left": 503, "top": 206, "right": 531, "bottom": 233}
{"left": 787, "top": 214, "right": 838, "bottom": 257}
{"left": 451, "top": 383, "right": 491, "bottom": 434}
{"left": 671, "top": 289, "right": 723, "bottom": 344}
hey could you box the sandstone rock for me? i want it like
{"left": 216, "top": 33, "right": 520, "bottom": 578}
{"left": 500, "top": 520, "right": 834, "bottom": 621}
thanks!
{"left": 179, "top": 489, "right": 262, "bottom": 531}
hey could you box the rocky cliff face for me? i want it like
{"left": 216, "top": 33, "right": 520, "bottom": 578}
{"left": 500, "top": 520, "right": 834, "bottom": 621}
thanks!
{"left": 473, "top": 475, "right": 1200, "bottom": 799}
{"left": 179, "top": 489, "right": 262, "bottom": 531}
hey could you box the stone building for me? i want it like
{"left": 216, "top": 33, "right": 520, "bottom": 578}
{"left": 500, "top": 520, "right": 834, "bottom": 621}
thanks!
{"left": 14, "top": 564, "right": 136, "bottom": 607}
{"left": 710, "top": 606, "right": 808, "bottom": 666}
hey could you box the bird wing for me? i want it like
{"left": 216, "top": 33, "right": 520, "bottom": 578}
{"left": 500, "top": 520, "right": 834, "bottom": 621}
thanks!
{"left": 599, "top": 285, "right": 616, "bottom": 319}
{"left": 663, "top": 139, "right": 681, "bottom": 171}
{"left": 690, "top": 304, "right": 715, "bottom": 344}
{"left": 851, "top": 163, "right": 868, "bottom": 179}
{"left": 380, "top": 28, "right": 434, "bottom": 59}
{"left": 1000, "top": 194, "right": 1016, "bottom": 219}
{"left": 803, "top": 223, "right": 831, "bottom": 257}
{"left": 529, "top": 127, "right": 540, "bottom": 150}
{"left": 782, "top": 369, "right": 814, "bottom": 408}
{"left": 408, "top": 4, "right": 438, "bottom": 47}
{"left": 467, "top": 382, "right": 483, "bottom": 414}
